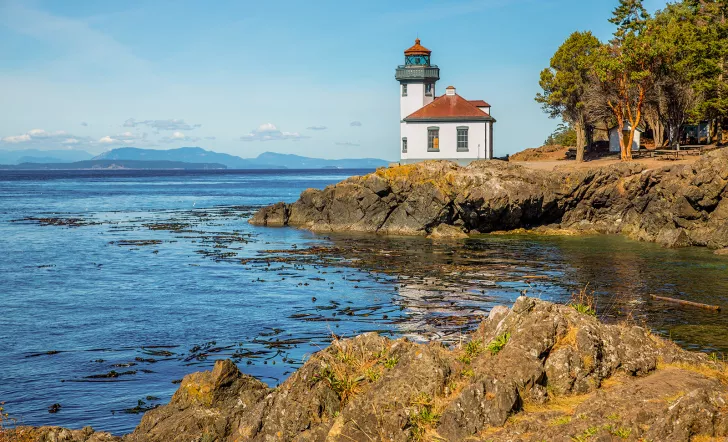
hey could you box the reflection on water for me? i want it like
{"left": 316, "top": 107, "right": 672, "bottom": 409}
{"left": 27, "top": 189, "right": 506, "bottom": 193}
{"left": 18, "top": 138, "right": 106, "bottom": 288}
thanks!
{"left": 1, "top": 169, "right": 727, "bottom": 434}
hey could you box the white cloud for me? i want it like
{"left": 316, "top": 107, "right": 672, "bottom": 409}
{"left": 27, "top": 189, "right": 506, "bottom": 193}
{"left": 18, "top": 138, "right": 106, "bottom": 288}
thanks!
{"left": 350, "top": 121, "right": 362, "bottom": 127}
{"left": 124, "top": 118, "right": 201, "bottom": 131}
{"left": 1, "top": 133, "right": 32, "bottom": 143}
{"left": 306, "top": 125, "right": 327, "bottom": 131}
{"left": 1, "top": 129, "right": 82, "bottom": 145}
{"left": 240, "top": 123, "right": 309, "bottom": 142}
{"left": 336, "top": 142, "right": 360, "bottom": 147}
{"left": 159, "top": 131, "right": 200, "bottom": 144}
{"left": 80, "top": 122, "right": 88, "bottom": 127}
{"left": 98, "top": 131, "right": 147, "bottom": 145}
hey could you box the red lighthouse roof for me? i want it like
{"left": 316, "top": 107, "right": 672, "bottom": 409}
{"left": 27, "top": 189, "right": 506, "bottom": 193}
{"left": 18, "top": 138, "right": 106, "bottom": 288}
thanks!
{"left": 404, "top": 38, "right": 431, "bottom": 56}
{"left": 404, "top": 89, "right": 495, "bottom": 121}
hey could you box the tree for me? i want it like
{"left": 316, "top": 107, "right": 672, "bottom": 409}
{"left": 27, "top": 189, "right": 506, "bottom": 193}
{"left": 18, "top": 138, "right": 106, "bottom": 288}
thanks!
{"left": 544, "top": 123, "right": 577, "bottom": 146}
{"left": 685, "top": 0, "right": 728, "bottom": 144}
{"left": 536, "top": 31, "right": 601, "bottom": 162}
{"left": 650, "top": 3, "right": 702, "bottom": 148}
{"left": 593, "top": 0, "right": 661, "bottom": 160}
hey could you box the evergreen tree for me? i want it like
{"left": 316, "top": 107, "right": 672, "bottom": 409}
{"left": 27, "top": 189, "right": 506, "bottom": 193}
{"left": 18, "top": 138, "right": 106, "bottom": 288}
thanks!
{"left": 536, "top": 31, "right": 601, "bottom": 162}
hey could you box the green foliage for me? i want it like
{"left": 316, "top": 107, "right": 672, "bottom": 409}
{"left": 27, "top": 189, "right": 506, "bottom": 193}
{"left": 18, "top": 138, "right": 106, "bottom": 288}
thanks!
{"left": 610, "top": 0, "right": 649, "bottom": 37}
{"left": 486, "top": 332, "right": 511, "bottom": 356}
{"left": 545, "top": 123, "right": 578, "bottom": 146}
{"left": 551, "top": 415, "right": 572, "bottom": 426}
{"left": 383, "top": 356, "right": 399, "bottom": 369}
{"left": 572, "top": 303, "right": 596, "bottom": 316}
{"left": 611, "top": 426, "right": 632, "bottom": 439}
{"left": 316, "top": 366, "right": 364, "bottom": 403}
{"left": 364, "top": 367, "right": 381, "bottom": 382}
{"left": 570, "top": 285, "right": 597, "bottom": 316}
{"left": 571, "top": 425, "right": 601, "bottom": 442}
{"left": 408, "top": 393, "right": 440, "bottom": 441}
{"left": 536, "top": 31, "right": 601, "bottom": 157}
{"left": 540, "top": 0, "right": 728, "bottom": 159}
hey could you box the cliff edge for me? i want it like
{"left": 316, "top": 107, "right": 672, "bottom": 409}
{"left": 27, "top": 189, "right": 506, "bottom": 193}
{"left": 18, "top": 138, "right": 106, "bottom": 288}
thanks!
{"left": 250, "top": 149, "right": 728, "bottom": 249}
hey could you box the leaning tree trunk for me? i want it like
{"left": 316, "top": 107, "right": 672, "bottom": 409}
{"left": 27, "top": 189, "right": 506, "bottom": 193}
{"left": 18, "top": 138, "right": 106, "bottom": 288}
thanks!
{"left": 574, "top": 119, "right": 586, "bottom": 163}
{"left": 644, "top": 107, "right": 665, "bottom": 148}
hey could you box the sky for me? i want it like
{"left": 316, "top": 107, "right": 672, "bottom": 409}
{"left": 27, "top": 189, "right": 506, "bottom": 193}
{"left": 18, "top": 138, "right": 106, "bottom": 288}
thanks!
{"left": 0, "top": 0, "right": 669, "bottom": 160}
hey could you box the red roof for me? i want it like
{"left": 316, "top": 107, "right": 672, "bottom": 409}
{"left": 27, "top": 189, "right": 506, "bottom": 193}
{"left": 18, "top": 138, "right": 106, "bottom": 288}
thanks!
{"left": 468, "top": 100, "right": 491, "bottom": 108}
{"left": 404, "top": 39, "right": 431, "bottom": 56}
{"left": 404, "top": 93, "right": 493, "bottom": 121}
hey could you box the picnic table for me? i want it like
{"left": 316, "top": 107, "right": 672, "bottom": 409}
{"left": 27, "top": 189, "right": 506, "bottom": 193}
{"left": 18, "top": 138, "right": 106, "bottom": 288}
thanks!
{"left": 647, "top": 146, "right": 705, "bottom": 159}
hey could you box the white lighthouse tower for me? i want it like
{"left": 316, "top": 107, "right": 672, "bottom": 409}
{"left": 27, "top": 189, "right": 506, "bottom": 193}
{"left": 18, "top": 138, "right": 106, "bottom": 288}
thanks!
{"left": 395, "top": 39, "right": 495, "bottom": 165}
{"left": 395, "top": 39, "right": 440, "bottom": 121}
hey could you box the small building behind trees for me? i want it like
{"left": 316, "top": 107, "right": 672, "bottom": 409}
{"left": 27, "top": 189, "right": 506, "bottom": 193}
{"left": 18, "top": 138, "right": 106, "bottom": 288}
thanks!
{"left": 609, "top": 122, "right": 643, "bottom": 153}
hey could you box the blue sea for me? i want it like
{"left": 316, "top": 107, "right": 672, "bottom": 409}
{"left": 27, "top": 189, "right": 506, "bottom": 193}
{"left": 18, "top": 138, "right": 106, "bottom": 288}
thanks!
{"left": 1, "top": 169, "right": 727, "bottom": 435}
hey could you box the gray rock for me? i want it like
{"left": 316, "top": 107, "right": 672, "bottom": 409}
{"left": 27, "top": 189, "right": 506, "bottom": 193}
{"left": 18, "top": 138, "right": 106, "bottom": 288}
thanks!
{"left": 251, "top": 149, "right": 728, "bottom": 249}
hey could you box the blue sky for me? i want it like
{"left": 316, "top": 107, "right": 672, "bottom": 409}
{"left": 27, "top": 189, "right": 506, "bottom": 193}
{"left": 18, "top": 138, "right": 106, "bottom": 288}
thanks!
{"left": 0, "top": 0, "right": 668, "bottom": 160}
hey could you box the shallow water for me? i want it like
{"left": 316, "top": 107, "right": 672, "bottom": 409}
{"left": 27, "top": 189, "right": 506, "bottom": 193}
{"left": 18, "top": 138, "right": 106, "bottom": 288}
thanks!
{"left": 0, "top": 169, "right": 726, "bottom": 434}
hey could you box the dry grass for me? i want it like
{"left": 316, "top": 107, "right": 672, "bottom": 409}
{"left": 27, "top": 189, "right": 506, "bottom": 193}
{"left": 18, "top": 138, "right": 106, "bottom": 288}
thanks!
{"left": 599, "top": 375, "right": 625, "bottom": 390}
{"left": 656, "top": 361, "right": 728, "bottom": 384}
{"left": 313, "top": 337, "right": 394, "bottom": 405}
{"left": 522, "top": 392, "right": 592, "bottom": 415}
{"left": 552, "top": 326, "right": 579, "bottom": 353}
{"left": 691, "top": 436, "right": 727, "bottom": 442}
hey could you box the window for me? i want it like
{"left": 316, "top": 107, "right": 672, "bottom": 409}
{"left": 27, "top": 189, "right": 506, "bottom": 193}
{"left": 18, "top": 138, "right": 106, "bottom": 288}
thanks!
{"left": 425, "top": 83, "right": 433, "bottom": 96}
{"left": 427, "top": 127, "right": 439, "bottom": 152}
{"left": 457, "top": 126, "right": 469, "bottom": 151}
{"left": 402, "top": 137, "right": 407, "bottom": 153}
{"left": 402, "top": 84, "right": 407, "bottom": 97}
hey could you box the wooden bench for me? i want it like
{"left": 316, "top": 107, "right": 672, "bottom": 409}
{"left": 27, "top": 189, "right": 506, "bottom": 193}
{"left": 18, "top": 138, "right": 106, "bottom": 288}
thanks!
{"left": 652, "top": 149, "right": 689, "bottom": 160}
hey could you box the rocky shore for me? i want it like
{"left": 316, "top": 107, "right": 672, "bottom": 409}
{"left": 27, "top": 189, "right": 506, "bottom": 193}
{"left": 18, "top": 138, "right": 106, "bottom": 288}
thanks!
{"left": 250, "top": 148, "right": 728, "bottom": 250}
{"left": 9, "top": 297, "right": 728, "bottom": 441}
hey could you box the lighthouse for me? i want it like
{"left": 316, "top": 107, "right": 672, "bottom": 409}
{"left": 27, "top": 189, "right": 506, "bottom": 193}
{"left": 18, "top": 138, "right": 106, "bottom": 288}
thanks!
{"left": 396, "top": 39, "right": 495, "bottom": 165}
{"left": 395, "top": 39, "right": 440, "bottom": 120}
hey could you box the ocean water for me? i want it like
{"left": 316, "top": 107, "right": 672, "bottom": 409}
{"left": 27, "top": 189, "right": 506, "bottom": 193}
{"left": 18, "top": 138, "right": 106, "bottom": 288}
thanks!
{"left": 1, "top": 169, "right": 727, "bottom": 435}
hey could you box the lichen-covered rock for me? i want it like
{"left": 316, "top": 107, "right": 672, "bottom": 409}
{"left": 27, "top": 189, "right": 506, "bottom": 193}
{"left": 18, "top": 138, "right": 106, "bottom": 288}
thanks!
{"left": 127, "top": 359, "right": 269, "bottom": 441}
{"left": 251, "top": 149, "right": 728, "bottom": 249}
{"left": 427, "top": 223, "right": 468, "bottom": 240}
{"left": 18, "top": 298, "right": 728, "bottom": 441}
{"left": 3, "top": 426, "right": 119, "bottom": 442}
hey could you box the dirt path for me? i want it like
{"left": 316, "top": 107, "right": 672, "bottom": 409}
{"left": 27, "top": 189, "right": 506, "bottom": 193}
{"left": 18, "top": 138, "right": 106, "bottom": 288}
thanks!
{"left": 513, "top": 155, "right": 700, "bottom": 172}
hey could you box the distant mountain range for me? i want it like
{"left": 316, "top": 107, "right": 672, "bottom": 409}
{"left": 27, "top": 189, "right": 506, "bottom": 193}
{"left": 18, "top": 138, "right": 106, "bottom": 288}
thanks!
{"left": 0, "top": 160, "right": 227, "bottom": 170}
{"left": 0, "top": 147, "right": 389, "bottom": 170}
{"left": 0, "top": 149, "right": 94, "bottom": 165}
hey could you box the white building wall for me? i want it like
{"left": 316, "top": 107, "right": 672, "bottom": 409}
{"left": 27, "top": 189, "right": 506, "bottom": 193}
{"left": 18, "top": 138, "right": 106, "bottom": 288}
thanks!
{"left": 401, "top": 83, "right": 422, "bottom": 120}
{"left": 609, "top": 127, "right": 641, "bottom": 152}
{"left": 400, "top": 121, "right": 489, "bottom": 164}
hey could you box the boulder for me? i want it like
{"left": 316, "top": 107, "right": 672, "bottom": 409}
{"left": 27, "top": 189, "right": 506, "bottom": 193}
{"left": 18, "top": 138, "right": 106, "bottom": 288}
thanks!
{"left": 427, "top": 223, "right": 468, "bottom": 240}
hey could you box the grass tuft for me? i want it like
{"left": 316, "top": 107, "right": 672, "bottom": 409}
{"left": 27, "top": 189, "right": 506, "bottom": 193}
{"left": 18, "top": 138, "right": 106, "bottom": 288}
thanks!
{"left": 569, "top": 284, "right": 596, "bottom": 316}
{"left": 486, "top": 332, "right": 511, "bottom": 356}
{"left": 407, "top": 393, "right": 440, "bottom": 441}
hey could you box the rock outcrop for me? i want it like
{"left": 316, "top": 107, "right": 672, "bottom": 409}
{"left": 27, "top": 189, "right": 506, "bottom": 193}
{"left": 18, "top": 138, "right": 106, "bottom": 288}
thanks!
{"left": 10, "top": 298, "right": 728, "bottom": 441}
{"left": 250, "top": 149, "right": 728, "bottom": 249}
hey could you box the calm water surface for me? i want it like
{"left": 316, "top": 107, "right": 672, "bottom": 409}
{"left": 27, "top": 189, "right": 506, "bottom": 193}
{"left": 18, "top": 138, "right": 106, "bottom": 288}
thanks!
{"left": 0, "top": 169, "right": 726, "bottom": 434}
